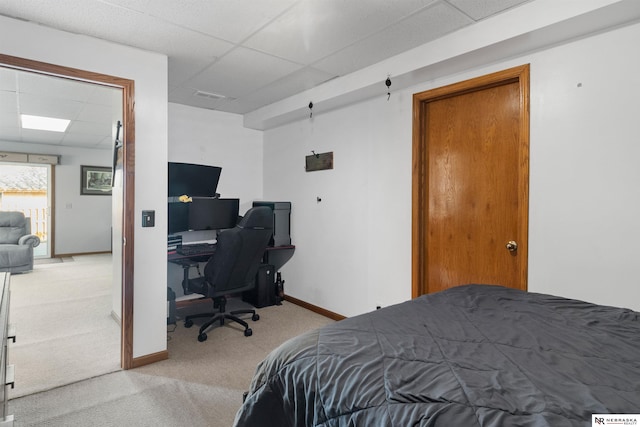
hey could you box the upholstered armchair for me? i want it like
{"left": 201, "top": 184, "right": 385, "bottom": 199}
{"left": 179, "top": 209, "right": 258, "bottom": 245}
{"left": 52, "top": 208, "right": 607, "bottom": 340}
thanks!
{"left": 0, "top": 211, "right": 41, "bottom": 273}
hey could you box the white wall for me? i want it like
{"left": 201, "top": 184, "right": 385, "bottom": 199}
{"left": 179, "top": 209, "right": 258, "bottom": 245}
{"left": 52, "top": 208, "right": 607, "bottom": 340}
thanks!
{"left": 0, "top": 141, "right": 112, "bottom": 254}
{"left": 168, "top": 103, "right": 263, "bottom": 212}
{"left": 167, "top": 103, "right": 263, "bottom": 296}
{"left": 264, "top": 94, "right": 413, "bottom": 315}
{"left": 263, "top": 21, "right": 640, "bottom": 316}
{"left": 527, "top": 23, "right": 640, "bottom": 309}
{"left": 1, "top": 15, "right": 169, "bottom": 359}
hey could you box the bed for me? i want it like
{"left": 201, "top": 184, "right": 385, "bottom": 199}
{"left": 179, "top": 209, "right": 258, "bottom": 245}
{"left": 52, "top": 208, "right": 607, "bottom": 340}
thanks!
{"left": 233, "top": 284, "right": 640, "bottom": 426}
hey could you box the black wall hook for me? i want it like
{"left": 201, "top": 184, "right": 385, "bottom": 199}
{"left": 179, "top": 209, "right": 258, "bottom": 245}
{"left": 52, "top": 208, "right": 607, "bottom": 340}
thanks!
{"left": 385, "top": 76, "right": 392, "bottom": 101}
{"left": 309, "top": 101, "right": 314, "bottom": 118}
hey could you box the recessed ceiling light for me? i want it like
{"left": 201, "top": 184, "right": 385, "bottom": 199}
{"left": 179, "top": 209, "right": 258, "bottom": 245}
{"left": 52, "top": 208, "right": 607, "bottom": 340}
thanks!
{"left": 21, "top": 114, "right": 70, "bottom": 132}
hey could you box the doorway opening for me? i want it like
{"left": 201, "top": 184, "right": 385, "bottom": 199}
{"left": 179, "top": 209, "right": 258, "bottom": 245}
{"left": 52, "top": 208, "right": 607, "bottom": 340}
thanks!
{"left": 0, "top": 53, "right": 135, "bottom": 369}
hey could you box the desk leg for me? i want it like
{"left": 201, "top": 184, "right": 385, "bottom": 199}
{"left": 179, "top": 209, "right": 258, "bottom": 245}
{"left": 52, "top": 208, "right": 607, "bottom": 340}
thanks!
{"left": 275, "top": 272, "right": 284, "bottom": 305}
{"left": 181, "top": 264, "right": 190, "bottom": 295}
{"left": 180, "top": 261, "right": 200, "bottom": 295}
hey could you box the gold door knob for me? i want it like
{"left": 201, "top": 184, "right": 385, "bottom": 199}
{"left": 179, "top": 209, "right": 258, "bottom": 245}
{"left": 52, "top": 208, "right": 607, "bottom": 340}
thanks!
{"left": 506, "top": 241, "right": 518, "bottom": 252}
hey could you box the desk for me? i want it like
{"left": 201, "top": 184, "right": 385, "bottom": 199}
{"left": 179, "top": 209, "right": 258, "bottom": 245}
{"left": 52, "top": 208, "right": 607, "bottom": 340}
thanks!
{"left": 263, "top": 245, "right": 295, "bottom": 271}
{"left": 168, "top": 244, "right": 295, "bottom": 296}
{"left": 168, "top": 249, "right": 214, "bottom": 296}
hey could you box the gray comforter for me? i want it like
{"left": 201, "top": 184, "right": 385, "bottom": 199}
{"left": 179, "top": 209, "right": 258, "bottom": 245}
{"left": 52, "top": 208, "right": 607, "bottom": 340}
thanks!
{"left": 233, "top": 285, "right": 640, "bottom": 426}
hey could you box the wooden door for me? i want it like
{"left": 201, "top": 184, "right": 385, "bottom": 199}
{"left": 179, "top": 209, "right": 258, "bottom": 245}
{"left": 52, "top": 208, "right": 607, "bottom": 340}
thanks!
{"left": 412, "top": 65, "right": 530, "bottom": 296}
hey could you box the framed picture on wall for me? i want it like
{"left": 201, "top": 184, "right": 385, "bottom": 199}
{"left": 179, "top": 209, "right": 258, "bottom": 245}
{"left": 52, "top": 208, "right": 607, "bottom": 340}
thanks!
{"left": 81, "top": 165, "right": 112, "bottom": 195}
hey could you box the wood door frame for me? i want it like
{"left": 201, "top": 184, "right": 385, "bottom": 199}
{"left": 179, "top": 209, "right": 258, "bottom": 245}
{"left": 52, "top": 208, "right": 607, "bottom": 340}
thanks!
{"left": 412, "top": 64, "right": 530, "bottom": 298}
{"left": 0, "top": 54, "right": 135, "bottom": 369}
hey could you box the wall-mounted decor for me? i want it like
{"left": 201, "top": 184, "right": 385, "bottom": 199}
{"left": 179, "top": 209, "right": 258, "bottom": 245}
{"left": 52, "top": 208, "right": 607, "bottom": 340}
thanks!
{"left": 305, "top": 151, "right": 333, "bottom": 172}
{"left": 111, "top": 120, "right": 122, "bottom": 187}
{"left": 81, "top": 165, "right": 112, "bottom": 195}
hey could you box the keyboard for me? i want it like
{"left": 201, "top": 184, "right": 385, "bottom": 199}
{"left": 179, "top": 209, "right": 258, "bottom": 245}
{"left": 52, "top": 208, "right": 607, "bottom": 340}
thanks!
{"left": 177, "top": 243, "right": 216, "bottom": 256}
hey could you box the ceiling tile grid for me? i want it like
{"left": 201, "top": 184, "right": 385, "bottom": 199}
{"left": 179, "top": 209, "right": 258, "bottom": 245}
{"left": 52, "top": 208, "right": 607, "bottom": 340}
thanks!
{"left": 0, "top": 0, "right": 535, "bottom": 148}
{"left": 311, "top": 1, "right": 474, "bottom": 77}
{"left": 141, "top": 0, "right": 300, "bottom": 43}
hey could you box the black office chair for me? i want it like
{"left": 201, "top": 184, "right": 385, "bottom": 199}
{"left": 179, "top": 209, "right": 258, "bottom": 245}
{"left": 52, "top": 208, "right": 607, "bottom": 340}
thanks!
{"left": 183, "top": 206, "right": 273, "bottom": 342}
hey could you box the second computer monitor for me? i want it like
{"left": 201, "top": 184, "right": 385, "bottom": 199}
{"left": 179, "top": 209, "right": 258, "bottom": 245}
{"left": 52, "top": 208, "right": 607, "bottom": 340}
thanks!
{"left": 188, "top": 198, "right": 239, "bottom": 231}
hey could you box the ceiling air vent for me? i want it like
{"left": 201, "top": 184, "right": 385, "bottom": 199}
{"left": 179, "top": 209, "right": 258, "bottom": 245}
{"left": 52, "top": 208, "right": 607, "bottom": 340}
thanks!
{"left": 194, "top": 90, "right": 235, "bottom": 101}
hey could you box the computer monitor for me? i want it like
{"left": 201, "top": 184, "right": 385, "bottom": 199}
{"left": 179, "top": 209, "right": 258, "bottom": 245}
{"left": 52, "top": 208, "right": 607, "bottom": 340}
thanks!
{"left": 187, "top": 198, "right": 240, "bottom": 231}
{"left": 168, "top": 162, "right": 222, "bottom": 198}
{"left": 168, "top": 202, "right": 189, "bottom": 234}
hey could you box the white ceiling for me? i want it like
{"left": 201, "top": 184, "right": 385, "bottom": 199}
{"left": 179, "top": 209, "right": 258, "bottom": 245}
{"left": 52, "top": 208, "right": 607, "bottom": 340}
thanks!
{"left": 0, "top": 0, "right": 533, "bottom": 149}
{"left": 0, "top": 68, "right": 122, "bottom": 150}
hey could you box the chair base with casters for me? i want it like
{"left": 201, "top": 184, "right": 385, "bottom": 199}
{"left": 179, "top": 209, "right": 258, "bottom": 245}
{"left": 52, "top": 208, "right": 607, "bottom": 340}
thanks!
{"left": 184, "top": 296, "right": 260, "bottom": 342}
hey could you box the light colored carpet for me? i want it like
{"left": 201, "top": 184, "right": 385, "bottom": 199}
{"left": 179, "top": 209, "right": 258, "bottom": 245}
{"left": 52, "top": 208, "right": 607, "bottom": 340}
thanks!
{"left": 8, "top": 256, "right": 335, "bottom": 426}
{"left": 33, "top": 257, "right": 74, "bottom": 265}
{"left": 9, "top": 370, "right": 241, "bottom": 427}
{"left": 8, "top": 254, "right": 121, "bottom": 399}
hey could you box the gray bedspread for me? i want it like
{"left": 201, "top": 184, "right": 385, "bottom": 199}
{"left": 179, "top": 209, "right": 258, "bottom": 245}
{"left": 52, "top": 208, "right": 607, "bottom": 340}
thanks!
{"left": 233, "top": 285, "right": 640, "bottom": 426}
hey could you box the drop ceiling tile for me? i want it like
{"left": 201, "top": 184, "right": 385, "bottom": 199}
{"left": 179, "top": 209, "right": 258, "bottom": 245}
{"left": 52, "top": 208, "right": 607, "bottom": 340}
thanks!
{"left": 244, "top": 0, "right": 436, "bottom": 64}
{"left": 61, "top": 131, "right": 108, "bottom": 147}
{"left": 20, "top": 128, "right": 65, "bottom": 145}
{"left": 313, "top": 1, "right": 473, "bottom": 76}
{"left": 0, "top": 111, "right": 19, "bottom": 128}
{"left": 76, "top": 104, "right": 117, "bottom": 124}
{"left": 0, "top": 0, "right": 140, "bottom": 46}
{"left": 168, "top": 56, "right": 218, "bottom": 88}
{"left": 127, "top": 21, "right": 235, "bottom": 87}
{"left": 188, "top": 47, "right": 303, "bottom": 99}
{"left": 118, "top": 17, "right": 236, "bottom": 87}
{"left": 208, "top": 99, "right": 247, "bottom": 115}
{"left": 85, "top": 85, "right": 122, "bottom": 107}
{"left": 236, "top": 67, "right": 337, "bottom": 113}
{"left": 129, "top": 17, "right": 234, "bottom": 59}
{"left": 0, "top": 126, "right": 21, "bottom": 142}
{"left": 67, "top": 119, "right": 112, "bottom": 136}
{"left": 18, "top": 72, "right": 95, "bottom": 102}
{"left": 143, "top": 0, "right": 299, "bottom": 43}
{"left": 446, "top": 0, "right": 532, "bottom": 21}
{"left": 0, "top": 92, "right": 18, "bottom": 114}
{"left": 99, "top": 0, "right": 151, "bottom": 14}
{"left": 0, "top": 68, "right": 17, "bottom": 92}
{"left": 18, "top": 93, "right": 83, "bottom": 121}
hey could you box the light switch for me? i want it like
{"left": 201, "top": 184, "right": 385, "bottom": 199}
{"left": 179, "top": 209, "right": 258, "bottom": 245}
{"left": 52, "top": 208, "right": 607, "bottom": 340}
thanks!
{"left": 142, "top": 210, "right": 155, "bottom": 227}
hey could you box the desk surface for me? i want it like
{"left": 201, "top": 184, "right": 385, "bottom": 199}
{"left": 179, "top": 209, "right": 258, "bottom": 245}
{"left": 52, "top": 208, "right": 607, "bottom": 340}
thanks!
{"left": 167, "top": 251, "right": 212, "bottom": 263}
{"left": 168, "top": 244, "right": 295, "bottom": 263}
{"left": 266, "top": 245, "right": 295, "bottom": 251}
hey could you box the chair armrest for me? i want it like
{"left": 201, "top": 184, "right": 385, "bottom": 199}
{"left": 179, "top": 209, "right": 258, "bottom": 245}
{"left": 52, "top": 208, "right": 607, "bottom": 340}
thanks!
{"left": 18, "top": 234, "right": 41, "bottom": 248}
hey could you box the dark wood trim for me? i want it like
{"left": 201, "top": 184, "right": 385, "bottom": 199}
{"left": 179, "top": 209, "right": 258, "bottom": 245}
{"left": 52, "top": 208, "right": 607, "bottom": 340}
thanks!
{"left": 120, "top": 73, "right": 135, "bottom": 371}
{"left": 131, "top": 350, "right": 168, "bottom": 368}
{"left": 411, "top": 64, "right": 530, "bottom": 298}
{"left": 284, "top": 295, "right": 346, "bottom": 321}
{"left": 411, "top": 93, "right": 426, "bottom": 299}
{"left": 0, "top": 53, "right": 136, "bottom": 370}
